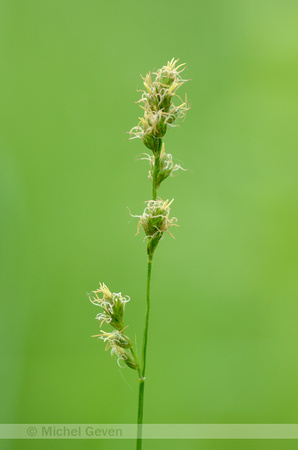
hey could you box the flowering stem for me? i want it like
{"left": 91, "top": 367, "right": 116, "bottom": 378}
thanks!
{"left": 137, "top": 253, "right": 153, "bottom": 449}
{"left": 132, "top": 59, "right": 188, "bottom": 449}
{"left": 137, "top": 142, "right": 160, "bottom": 448}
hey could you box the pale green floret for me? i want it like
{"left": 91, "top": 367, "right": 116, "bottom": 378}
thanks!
{"left": 89, "top": 283, "right": 130, "bottom": 331}
{"left": 89, "top": 283, "right": 138, "bottom": 371}
{"left": 129, "top": 58, "right": 189, "bottom": 152}
{"left": 111, "top": 344, "right": 139, "bottom": 370}
{"left": 135, "top": 198, "right": 178, "bottom": 255}
{"left": 99, "top": 330, "right": 132, "bottom": 350}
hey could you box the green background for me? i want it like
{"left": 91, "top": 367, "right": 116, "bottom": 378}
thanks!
{"left": 0, "top": 0, "right": 297, "bottom": 449}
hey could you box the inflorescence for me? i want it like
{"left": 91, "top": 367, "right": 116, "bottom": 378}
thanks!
{"left": 89, "top": 283, "right": 138, "bottom": 370}
{"left": 129, "top": 58, "right": 188, "bottom": 152}
{"left": 130, "top": 58, "right": 189, "bottom": 254}
{"left": 89, "top": 58, "right": 189, "bottom": 371}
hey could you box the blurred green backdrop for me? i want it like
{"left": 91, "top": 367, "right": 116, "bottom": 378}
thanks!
{"left": 0, "top": 0, "right": 297, "bottom": 449}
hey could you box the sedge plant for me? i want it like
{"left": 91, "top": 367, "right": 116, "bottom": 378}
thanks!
{"left": 88, "top": 58, "right": 189, "bottom": 449}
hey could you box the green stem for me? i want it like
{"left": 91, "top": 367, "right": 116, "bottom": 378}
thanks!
{"left": 152, "top": 153, "right": 160, "bottom": 200}
{"left": 137, "top": 255, "right": 152, "bottom": 449}
{"left": 137, "top": 142, "right": 159, "bottom": 449}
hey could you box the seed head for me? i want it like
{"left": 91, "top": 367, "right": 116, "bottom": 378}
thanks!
{"left": 89, "top": 283, "right": 130, "bottom": 331}
{"left": 110, "top": 344, "right": 139, "bottom": 370}
{"left": 129, "top": 58, "right": 189, "bottom": 152}
{"left": 89, "top": 283, "right": 138, "bottom": 371}
{"left": 93, "top": 331, "right": 137, "bottom": 369}
{"left": 135, "top": 198, "right": 178, "bottom": 254}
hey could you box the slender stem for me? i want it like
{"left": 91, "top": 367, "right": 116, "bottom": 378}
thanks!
{"left": 142, "top": 256, "right": 152, "bottom": 378}
{"left": 137, "top": 255, "right": 152, "bottom": 449}
{"left": 137, "top": 142, "right": 159, "bottom": 449}
{"left": 152, "top": 153, "right": 159, "bottom": 200}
